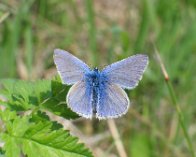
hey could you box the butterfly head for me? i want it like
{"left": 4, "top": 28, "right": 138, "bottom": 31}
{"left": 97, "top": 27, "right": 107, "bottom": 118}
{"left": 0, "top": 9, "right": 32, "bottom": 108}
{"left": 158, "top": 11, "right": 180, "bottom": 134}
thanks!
{"left": 93, "top": 67, "right": 99, "bottom": 73}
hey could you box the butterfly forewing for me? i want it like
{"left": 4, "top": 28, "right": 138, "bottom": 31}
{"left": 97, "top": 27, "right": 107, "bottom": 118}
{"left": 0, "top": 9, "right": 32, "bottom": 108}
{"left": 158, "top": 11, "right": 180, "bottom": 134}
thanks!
{"left": 102, "top": 54, "right": 148, "bottom": 89}
{"left": 54, "top": 49, "right": 90, "bottom": 85}
{"left": 96, "top": 83, "right": 130, "bottom": 119}
{"left": 66, "top": 81, "right": 93, "bottom": 118}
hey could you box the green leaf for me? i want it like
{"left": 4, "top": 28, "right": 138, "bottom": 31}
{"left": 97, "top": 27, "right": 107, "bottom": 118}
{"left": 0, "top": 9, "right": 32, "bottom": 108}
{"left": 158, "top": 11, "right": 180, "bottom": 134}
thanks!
{"left": 1, "top": 110, "right": 93, "bottom": 157}
{"left": 0, "top": 109, "right": 17, "bottom": 122}
{"left": 30, "top": 111, "right": 63, "bottom": 130}
{"left": 0, "top": 78, "right": 79, "bottom": 119}
{"left": 2, "top": 135, "right": 21, "bottom": 157}
{"left": 0, "top": 79, "right": 51, "bottom": 110}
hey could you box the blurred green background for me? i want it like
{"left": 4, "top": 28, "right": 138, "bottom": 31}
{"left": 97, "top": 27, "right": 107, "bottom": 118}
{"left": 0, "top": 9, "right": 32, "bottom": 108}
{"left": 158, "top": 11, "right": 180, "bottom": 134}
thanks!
{"left": 0, "top": 0, "right": 196, "bottom": 157}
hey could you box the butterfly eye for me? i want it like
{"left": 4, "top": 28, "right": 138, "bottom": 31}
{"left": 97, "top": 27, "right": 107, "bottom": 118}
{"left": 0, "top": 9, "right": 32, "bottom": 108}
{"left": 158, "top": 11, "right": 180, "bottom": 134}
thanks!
{"left": 94, "top": 67, "right": 99, "bottom": 72}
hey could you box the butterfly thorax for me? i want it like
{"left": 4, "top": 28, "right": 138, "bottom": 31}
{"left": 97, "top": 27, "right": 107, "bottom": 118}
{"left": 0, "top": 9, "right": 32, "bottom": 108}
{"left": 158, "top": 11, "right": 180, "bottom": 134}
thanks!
{"left": 85, "top": 68, "right": 100, "bottom": 86}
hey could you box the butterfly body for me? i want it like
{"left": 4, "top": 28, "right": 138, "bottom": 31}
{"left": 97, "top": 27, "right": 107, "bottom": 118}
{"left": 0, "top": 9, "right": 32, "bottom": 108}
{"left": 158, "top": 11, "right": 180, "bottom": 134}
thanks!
{"left": 54, "top": 49, "right": 148, "bottom": 119}
{"left": 84, "top": 68, "right": 107, "bottom": 114}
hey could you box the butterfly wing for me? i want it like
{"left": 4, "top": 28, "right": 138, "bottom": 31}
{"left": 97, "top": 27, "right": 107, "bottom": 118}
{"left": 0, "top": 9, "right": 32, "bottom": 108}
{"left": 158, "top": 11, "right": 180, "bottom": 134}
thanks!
{"left": 66, "top": 81, "right": 93, "bottom": 118}
{"left": 54, "top": 49, "right": 90, "bottom": 85}
{"left": 102, "top": 54, "right": 148, "bottom": 89}
{"left": 96, "top": 83, "right": 130, "bottom": 119}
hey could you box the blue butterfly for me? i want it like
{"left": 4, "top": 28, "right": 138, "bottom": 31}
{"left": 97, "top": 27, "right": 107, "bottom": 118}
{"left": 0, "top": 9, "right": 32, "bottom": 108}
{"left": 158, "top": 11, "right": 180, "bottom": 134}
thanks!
{"left": 53, "top": 49, "right": 148, "bottom": 119}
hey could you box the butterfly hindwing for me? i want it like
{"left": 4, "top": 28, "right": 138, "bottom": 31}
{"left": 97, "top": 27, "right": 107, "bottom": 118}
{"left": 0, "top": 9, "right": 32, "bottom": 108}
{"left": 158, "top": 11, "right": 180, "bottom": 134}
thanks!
{"left": 66, "top": 81, "right": 93, "bottom": 118}
{"left": 54, "top": 49, "right": 90, "bottom": 85}
{"left": 102, "top": 54, "right": 148, "bottom": 89}
{"left": 96, "top": 83, "right": 130, "bottom": 119}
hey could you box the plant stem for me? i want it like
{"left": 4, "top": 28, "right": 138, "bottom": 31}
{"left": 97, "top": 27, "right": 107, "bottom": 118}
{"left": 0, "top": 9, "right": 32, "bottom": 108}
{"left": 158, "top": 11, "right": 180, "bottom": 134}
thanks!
{"left": 166, "top": 81, "right": 195, "bottom": 157}
{"left": 107, "top": 119, "right": 127, "bottom": 157}
{"left": 155, "top": 48, "right": 195, "bottom": 157}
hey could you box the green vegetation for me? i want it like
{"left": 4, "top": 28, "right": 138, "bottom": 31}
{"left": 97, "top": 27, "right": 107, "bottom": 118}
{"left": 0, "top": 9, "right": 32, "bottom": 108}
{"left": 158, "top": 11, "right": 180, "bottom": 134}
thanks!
{"left": 0, "top": 0, "right": 196, "bottom": 157}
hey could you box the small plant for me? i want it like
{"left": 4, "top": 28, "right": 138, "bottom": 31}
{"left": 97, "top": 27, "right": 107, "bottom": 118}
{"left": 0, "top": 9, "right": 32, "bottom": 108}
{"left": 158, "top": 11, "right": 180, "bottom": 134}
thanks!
{"left": 0, "top": 77, "right": 93, "bottom": 157}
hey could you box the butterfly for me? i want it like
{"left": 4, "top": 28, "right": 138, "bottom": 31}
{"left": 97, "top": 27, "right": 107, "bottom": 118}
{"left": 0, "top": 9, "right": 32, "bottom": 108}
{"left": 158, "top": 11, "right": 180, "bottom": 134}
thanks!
{"left": 53, "top": 49, "right": 148, "bottom": 119}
